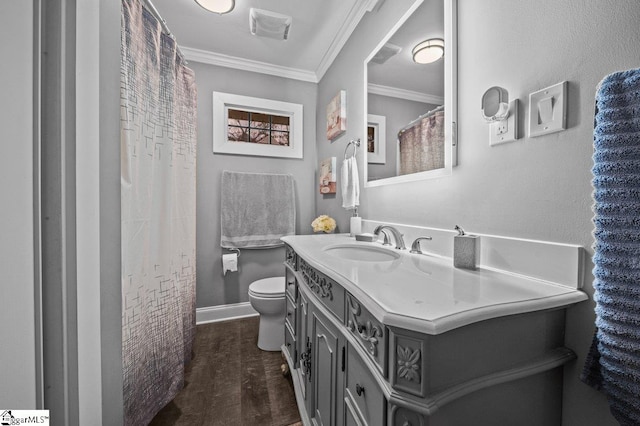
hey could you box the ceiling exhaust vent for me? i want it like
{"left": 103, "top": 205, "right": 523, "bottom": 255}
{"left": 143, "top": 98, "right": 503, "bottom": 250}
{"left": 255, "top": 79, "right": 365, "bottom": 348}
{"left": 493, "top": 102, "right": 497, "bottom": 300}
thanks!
{"left": 250, "top": 8, "right": 292, "bottom": 40}
{"left": 370, "top": 43, "right": 402, "bottom": 65}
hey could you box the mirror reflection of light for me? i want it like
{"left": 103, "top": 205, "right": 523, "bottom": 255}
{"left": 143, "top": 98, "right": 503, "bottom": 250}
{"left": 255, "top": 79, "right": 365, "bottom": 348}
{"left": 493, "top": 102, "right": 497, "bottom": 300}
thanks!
{"left": 412, "top": 38, "right": 445, "bottom": 64}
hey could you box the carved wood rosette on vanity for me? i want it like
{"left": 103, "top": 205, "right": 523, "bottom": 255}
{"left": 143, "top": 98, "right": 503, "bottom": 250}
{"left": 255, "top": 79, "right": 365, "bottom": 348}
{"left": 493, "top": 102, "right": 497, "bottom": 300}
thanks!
{"left": 388, "top": 328, "right": 427, "bottom": 398}
{"left": 396, "top": 345, "right": 421, "bottom": 383}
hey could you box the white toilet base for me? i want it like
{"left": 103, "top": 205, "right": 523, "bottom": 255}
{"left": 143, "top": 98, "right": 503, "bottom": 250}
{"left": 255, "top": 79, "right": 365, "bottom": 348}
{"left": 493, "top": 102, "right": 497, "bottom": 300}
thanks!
{"left": 248, "top": 277, "right": 286, "bottom": 352}
{"left": 256, "top": 310, "right": 285, "bottom": 351}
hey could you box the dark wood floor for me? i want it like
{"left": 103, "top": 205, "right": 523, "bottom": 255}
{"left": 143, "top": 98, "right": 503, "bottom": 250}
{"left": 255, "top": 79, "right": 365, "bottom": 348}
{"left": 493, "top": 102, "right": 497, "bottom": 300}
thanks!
{"left": 150, "top": 316, "right": 302, "bottom": 426}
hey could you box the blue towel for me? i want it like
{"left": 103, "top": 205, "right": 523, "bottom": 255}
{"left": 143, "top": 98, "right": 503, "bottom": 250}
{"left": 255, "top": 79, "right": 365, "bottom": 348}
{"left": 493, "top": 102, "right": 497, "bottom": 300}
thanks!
{"left": 582, "top": 67, "right": 640, "bottom": 425}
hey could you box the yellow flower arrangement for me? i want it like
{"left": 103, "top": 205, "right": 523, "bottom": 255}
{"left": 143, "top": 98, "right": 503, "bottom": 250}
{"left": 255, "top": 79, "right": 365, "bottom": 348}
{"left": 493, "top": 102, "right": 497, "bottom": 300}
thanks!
{"left": 311, "top": 215, "right": 336, "bottom": 233}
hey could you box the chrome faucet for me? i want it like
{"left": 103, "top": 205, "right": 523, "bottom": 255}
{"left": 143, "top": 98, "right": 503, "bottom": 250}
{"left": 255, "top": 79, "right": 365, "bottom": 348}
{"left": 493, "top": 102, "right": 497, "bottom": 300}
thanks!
{"left": 410, "top": 237, "right": 433, "bottom": 254}
{"left": 373, "top": 225, "right": 406, "bottom": 250}
{"left": 378, "top": 229, "right": 392, "bottom": 246}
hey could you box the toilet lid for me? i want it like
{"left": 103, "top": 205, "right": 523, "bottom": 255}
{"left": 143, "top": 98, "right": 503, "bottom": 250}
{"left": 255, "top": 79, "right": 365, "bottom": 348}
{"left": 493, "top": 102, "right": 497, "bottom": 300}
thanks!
{"left": 249, "top": 277, "right": 285, "bottom": 298}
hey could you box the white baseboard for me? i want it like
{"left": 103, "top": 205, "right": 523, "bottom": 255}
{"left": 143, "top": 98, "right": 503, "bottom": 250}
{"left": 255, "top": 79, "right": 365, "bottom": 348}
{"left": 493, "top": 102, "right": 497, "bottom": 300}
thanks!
{"left": 196, "top": 302, "right": 258, "bottom": 325}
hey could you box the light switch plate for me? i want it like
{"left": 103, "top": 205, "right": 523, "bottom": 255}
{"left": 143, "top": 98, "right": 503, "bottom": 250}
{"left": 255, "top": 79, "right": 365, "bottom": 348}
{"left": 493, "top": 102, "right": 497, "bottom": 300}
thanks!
{"left": 490, "top": 99, "right": 519, "bottom": 146}
{"left": 528, "top": 81, "right": 567, "bottom": 137}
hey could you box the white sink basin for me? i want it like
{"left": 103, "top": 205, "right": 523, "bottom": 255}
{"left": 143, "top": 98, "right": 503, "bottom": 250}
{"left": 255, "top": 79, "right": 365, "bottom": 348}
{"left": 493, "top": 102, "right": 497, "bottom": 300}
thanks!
{"left": 323, "top": 243, "right": 400, "bottom": 262}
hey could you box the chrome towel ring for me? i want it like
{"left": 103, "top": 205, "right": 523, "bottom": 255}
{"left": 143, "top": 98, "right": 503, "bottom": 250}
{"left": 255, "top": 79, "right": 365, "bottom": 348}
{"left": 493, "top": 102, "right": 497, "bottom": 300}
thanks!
{"left": 344, "top": 138, "right": 361, "bottom": 160}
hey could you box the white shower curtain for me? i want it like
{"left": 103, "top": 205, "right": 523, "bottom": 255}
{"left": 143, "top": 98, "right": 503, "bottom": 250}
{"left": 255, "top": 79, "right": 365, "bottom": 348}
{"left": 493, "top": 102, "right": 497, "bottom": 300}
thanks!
{"left": 398, "top": 109, "right": 445, "bottom": 175}
{"left": 120, "top": 0, "right": 197, "bottom": 424}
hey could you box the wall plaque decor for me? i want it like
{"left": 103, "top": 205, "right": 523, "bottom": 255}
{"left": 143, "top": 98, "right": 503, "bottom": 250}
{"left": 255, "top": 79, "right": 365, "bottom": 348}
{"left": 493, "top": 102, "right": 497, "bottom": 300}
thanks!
{"left": 326, "top": 90, "right": 346, "bottom": 140}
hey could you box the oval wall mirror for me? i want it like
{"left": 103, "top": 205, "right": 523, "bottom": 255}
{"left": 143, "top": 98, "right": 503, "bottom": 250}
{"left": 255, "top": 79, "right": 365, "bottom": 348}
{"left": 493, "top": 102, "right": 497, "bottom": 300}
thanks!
{"left": 364, "top": 0, "right": 457, "bottom": 187}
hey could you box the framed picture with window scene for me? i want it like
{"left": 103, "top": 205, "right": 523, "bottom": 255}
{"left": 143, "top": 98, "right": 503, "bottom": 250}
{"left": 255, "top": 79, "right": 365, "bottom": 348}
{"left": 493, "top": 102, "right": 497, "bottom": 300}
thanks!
{"left": 367, "top": 114, "right": 386, "bottom": 164}
{"left": 212, "top": 91, "right": 304, "bottom": 159}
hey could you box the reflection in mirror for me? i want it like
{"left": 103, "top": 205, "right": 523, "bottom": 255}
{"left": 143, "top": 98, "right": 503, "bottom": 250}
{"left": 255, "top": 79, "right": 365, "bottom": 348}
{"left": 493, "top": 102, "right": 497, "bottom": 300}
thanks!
{"left": 364, "top": 0, "right": 456, "bottom": 187}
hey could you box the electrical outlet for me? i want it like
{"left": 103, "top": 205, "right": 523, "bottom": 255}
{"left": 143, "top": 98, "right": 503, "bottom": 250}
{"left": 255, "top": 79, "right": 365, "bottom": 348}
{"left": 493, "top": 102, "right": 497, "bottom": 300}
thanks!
{"left": 490, "top": 99, "right": 519, "bottom": 146}
{"left": 496, "top": 121, "right": 508, "bottom": 135}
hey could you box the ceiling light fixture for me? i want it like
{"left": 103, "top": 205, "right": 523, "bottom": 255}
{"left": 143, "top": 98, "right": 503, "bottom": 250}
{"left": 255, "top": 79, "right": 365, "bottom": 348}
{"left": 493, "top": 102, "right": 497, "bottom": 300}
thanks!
{"left": 195, "top": 0, "right": 235, "bottom": 15}
{"left": 412, "top": 38, "right": 444, "bottom": 64}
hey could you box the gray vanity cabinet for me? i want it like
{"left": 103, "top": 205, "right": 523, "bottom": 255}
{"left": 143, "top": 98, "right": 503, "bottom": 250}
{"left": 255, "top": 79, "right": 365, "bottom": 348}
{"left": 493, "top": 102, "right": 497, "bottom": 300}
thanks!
{"left": 285, "top": 244, "right": 385, "bottom": 426}
{"left": 283, "top": 244, "right": 576, "bottom": 426}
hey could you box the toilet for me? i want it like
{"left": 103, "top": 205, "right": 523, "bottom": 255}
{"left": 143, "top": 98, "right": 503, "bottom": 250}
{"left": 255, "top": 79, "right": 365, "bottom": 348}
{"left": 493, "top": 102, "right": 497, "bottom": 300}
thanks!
{"left": 248, "top": 277, "right": 286, "bottom": 351}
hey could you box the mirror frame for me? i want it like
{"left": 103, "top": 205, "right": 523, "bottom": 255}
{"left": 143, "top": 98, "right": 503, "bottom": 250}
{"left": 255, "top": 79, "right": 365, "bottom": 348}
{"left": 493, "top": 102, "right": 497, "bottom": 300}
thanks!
{"left": 363, "top": 0, "right": 457, "bottom": 187}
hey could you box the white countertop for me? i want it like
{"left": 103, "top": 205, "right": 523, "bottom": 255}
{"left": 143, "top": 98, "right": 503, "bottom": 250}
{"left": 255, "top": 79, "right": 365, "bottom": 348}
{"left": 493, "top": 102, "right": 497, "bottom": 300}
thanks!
{"left": 282, "top": 234, "right": 588, "bottom": 334}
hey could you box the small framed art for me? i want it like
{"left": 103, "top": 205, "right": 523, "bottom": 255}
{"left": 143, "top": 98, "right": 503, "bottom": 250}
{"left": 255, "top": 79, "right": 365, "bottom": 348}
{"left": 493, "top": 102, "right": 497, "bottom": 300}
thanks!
{"left": 326, "top": 90, "right": 346, "bottom": 140}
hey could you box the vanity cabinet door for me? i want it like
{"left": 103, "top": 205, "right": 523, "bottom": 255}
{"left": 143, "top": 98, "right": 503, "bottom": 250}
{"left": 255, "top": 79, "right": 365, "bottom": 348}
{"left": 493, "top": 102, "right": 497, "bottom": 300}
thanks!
{"left": 345, "top": 396, "right": 366, "bottom": 426}
{"left": 310, "top": 305, "right": 343, "bottom": 426}
{"left": 344, "top": 342, "right": 385, "bottom": 426}
{"left": 298, "top": 291, "right": 311, "bottom": 404}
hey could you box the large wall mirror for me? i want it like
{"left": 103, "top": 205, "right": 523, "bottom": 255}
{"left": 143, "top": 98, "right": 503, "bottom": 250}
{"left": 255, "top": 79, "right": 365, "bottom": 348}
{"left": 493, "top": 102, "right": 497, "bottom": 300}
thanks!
{"left": 364, "top": 0, "right": 457, "bottom": 187}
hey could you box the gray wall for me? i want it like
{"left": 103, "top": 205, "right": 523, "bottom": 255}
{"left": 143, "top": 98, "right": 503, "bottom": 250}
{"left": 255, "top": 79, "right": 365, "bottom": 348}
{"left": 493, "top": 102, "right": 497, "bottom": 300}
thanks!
{"left": 317, "top": 0, "right": 640, "bottom": 424}
{"left": 0, "top": 0, "right": 37, "bottom": 409}
{"left": 368, "top": 93, "right": 436, "bottom": 181}
{"left": 192, "top": 62, "right": 317, "bottom": 308}
{"left": 316, "top": 0, "right": 415, "bottom": 229}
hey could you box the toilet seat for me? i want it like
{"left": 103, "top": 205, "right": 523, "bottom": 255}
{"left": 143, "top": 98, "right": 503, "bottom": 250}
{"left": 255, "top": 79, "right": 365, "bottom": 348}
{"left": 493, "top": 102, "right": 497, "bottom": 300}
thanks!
{"left": 248, "top": 277, "right": 285, "bottom": 299}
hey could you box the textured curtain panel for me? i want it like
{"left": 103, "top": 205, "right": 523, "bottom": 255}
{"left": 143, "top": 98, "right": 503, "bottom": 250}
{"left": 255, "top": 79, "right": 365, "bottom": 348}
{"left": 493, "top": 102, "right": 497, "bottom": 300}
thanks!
{"left": 120, "top": 0, "right": 197, "bottom": 424}
{"left": 398, "top": 110, "right": 445, "bottom": 176}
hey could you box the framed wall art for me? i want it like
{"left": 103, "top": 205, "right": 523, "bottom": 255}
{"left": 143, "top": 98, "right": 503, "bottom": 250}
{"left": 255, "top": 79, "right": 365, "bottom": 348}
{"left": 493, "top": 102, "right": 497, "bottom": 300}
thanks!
{"left": 212, "top": 91, "right": 304, "bottom": 159}
{"left": 319, "top": 157, "right": 337, "bottom": 194}
{"left": 326, "top": 90, "right": 346, "bottom": 140}
{"left": 367, "top": 114, "right": 386, "bottom": 164}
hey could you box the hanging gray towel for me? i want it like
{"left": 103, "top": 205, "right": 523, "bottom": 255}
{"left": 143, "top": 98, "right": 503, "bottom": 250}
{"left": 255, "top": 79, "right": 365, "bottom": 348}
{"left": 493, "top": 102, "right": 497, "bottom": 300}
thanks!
{"left": 221, "top": 170, "right": 296, "bottom": 248}
{"left": 581, "top": 67, "right": 640, "bottom": 425}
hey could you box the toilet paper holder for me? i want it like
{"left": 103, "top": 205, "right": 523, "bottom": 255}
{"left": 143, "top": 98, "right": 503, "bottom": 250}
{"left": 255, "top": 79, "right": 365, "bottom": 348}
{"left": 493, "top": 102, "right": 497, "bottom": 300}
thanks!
{"left": 222, "top": 248, "right": 240, "bottom": 276}
{"left": 224, "top": 247, "right": 241, "bottom": 258}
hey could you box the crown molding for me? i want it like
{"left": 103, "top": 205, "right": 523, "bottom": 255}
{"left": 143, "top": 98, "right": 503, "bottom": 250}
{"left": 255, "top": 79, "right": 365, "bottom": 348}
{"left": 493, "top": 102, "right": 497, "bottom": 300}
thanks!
{"left": 315, "top": 0, "right": 378, "bottom": 80}
{"left": 181, "top": 46, "right": 319, "bottom": 83}
{"left": 368, "top": 83, "right": 444, "bottom": 105}
{"left": 182, "top": 0, "right": 378, "bottom": 83}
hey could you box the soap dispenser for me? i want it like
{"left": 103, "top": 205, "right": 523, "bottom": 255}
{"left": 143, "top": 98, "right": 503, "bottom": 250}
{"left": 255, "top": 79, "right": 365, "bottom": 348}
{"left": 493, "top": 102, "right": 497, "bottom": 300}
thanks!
{"left": 349, "top": 208, "right": 362, "bottom": 237}
{"left": 453, "top": 225, "right": 480, "bottom": 270}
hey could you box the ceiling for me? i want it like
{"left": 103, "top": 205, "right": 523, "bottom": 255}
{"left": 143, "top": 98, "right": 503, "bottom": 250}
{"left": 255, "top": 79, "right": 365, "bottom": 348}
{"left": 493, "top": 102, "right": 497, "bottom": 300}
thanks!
{"left": 151, "top": 0, "right": 381, "bottom": 82}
